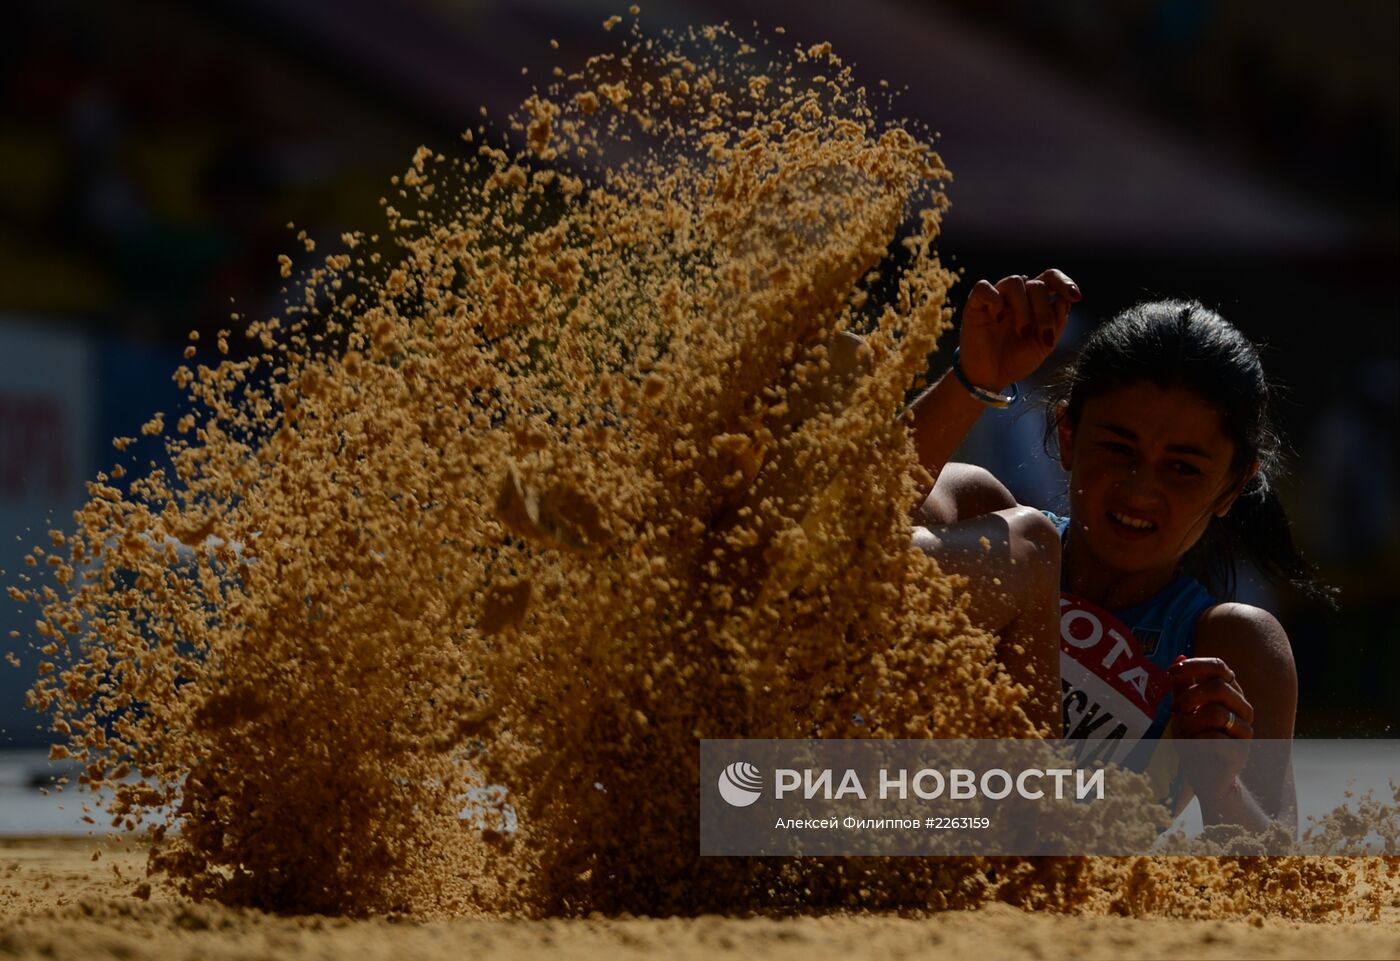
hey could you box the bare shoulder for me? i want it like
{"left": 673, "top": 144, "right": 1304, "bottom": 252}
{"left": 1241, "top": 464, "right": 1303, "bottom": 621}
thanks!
{"left": 1196, "top": 604, "right": 1297, "bottom": 739}
{"left": 1195, "top": 602, "right": 1296, "bottom": 677}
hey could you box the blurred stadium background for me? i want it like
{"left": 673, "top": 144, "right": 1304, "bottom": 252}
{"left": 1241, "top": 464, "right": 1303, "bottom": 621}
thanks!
{"left": 2, "top": 0, "right": 1396, "bottom": 749}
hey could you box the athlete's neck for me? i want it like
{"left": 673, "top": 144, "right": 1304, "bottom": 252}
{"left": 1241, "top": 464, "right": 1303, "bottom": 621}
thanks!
{"left": 1062, "top": 538, "right": 1178, "bottom": 612}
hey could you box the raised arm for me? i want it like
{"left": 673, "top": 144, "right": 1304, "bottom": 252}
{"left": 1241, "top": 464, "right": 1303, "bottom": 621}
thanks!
{"left": 903, "top": 269, "right": 1081, "bottom": 513}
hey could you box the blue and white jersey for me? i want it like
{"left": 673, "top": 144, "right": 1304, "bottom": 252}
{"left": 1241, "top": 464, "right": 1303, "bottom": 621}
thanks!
{"left": 1042, "top": 512, "right": 1218, "bottom": 780}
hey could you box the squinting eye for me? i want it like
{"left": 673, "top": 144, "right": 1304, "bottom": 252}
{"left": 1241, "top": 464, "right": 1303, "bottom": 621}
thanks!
{"left": 1170, "top": 461, "right": 1202, "bottom": 477}
{"left": 1099, "top": 442, "right": 1132, "bottom": 456}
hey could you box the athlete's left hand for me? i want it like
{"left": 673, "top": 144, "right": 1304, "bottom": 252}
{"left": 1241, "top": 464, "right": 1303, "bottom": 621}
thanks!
{"left": 1170, "top": 657, "right": 1254, "bottom": 801}
{"left": 1171, "top": 657, "right": 1255, "bottom": 739}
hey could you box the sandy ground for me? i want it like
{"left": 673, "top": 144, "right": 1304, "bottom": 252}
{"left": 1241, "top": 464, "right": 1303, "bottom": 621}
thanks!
{"left": 0, "top": 839, "right": 1396, "bottom": 961}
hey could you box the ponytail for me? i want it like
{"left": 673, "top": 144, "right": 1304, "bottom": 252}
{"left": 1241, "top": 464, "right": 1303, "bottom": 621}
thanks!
{"left": 1184, "top": 477, "right": 1338, "bottom": 608}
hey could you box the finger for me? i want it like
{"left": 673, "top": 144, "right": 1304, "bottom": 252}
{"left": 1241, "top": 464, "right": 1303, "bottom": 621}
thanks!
{"left": 1175, "top": 702, "right": 1254, "bottom": 739}
{"left": 1177, "top": 684, "right": 1254, "bottom": 727}
{"left": 964, "top": 279, "right": 1004, "bottom": 327}
{"left": 1026, "top": 280, "right": 1058, "bottom": 350}
{"left": 1173, "top": 678, "right": 1254, "bottom": 723}
{"left": 1170, "top": 657, "right": 1236, "bottom": 687}
{"left": 1051, "top": 291, "right": 1072, "bottom": 337}
{"left": 1035, "top": 268, "right": 1081, "bottom": 304}
{"left": 994, "top": 275, "right": 1031, "bottom": 338}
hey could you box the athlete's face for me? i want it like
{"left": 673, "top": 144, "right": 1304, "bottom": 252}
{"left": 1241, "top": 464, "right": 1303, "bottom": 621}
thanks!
{"left": 1057, "top": 382, "right": 1256, "bottom": 578}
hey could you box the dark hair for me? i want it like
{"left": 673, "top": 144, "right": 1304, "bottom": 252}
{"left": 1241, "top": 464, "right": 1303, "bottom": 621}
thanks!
{"left": 1045, "top": 299, "right": 1336, "bottom": 607}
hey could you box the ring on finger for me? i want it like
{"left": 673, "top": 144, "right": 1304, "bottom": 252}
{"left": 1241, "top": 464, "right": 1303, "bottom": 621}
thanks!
{"left": 1224, "top": 709, "right": 1238, "bottom": 736}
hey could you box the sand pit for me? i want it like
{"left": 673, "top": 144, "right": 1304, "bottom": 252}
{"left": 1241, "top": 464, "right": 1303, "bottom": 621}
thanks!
{"left": 2, "top": 840, "right": 1398, "bottom": 961}
{"left": 5, "top": 7, "right": 1399, "bottom": 953}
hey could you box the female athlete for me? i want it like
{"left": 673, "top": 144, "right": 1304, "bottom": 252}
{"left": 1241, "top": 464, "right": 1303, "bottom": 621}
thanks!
{"left": 900, "top": 269, "right": 1327, "bottom": 830}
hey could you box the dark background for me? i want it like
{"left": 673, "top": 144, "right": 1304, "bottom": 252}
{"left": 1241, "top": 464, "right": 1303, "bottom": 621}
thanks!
{"left": 2, "top": 0, "right": 1396, "bottom": 742}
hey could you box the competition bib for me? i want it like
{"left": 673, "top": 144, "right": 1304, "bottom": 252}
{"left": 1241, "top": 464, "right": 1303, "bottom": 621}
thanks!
{"left": 1058, "top": 593, "right": 1171, "bottom": 767}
